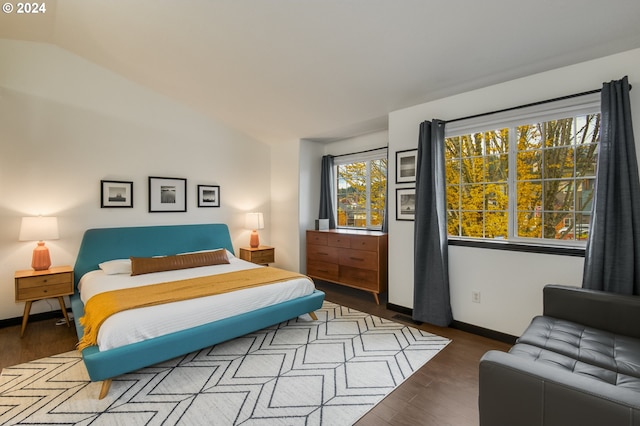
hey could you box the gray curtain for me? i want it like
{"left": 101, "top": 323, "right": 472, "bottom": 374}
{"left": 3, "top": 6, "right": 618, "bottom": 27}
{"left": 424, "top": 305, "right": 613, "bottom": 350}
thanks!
{"left": 582, "top": 76, "right": 640, "bottom": 295}
{"left": 319, "top": 155, "right": 337, "bottom": 229}
{"left": 413, "top": 119, "right": 453, "bottom": 326}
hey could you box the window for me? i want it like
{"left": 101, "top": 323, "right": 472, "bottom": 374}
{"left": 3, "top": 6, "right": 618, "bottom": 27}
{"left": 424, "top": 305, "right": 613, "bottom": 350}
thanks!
{"left": 445, "top": 94, "right": 600, "bottom": 246}
{"left": 334, "top": 149, "right": 387, "bottom": 230}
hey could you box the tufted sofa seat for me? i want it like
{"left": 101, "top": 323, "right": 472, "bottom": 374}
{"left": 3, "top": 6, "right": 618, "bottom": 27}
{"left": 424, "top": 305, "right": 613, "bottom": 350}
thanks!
{"left": 479, "top": 285, "right": 640, "bottom": 426}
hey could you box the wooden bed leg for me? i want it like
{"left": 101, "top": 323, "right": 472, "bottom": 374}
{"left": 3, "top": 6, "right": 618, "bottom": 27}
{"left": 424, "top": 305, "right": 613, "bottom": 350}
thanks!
{"left": 309, "top": 311, "right": 318, "bottom": 321}
{"left": 99, "top": 379, "right": 112, "bottom": 399}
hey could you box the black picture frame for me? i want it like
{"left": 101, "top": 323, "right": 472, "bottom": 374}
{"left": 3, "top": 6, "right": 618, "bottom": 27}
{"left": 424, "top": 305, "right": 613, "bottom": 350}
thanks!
{"left": 100, "top": 180, "right": 133, "bottom": 208}
{"left": 148, "top": 176, "right": 187, "bottom": 212}
{"left": 396, "top": 187, "right": 416, "bottom": 221}
{"left": 197, "top": 185, "right": 220, "bottom": 207}
{"left": 396, "top": 149, "right": 418, "bottom": 183}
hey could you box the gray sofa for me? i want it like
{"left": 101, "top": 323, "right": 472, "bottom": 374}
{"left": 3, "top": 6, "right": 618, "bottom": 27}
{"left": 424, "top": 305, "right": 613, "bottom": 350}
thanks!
{"left": 479, "top": 285, "right": 640, "bottom": 426}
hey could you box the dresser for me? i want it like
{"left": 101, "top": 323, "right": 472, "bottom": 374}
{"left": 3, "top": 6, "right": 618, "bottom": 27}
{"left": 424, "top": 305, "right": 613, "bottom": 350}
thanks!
{"left": 306, "top": 229, "right": 388, "bottom": 304}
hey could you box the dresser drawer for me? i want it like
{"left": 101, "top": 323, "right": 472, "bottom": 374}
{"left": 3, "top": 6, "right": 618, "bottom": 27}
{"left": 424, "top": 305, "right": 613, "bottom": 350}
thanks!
{"left": 349, "top": 235, "right": 380, "bottom": 252}
{"left": 327, "top": 233, "right": 350, "bottom": 248}
{"left": 339, "top": 266, "right": 378, "bottom": 290}
{"left": 307, "top": 244, "right": 339, "bottom": 263}
{"left": 307, "top": 231, "right": 328, "bottom": 246}
{"left": 338, "top": 248, "right": 378, "bottom": 270}
{"left": 307, "top": 260, "right": 339, "bottom": 281}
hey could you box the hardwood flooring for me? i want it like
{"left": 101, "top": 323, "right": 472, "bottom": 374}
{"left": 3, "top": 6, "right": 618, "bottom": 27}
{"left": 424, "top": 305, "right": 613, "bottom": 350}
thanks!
{"left": 0, "top": 281, "right": 511, "bottom": 425}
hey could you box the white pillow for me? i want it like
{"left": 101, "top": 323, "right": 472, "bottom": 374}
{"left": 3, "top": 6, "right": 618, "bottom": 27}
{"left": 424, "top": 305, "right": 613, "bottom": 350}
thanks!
{"left": 98, "top": 259, "right": 132, "bottom": 275}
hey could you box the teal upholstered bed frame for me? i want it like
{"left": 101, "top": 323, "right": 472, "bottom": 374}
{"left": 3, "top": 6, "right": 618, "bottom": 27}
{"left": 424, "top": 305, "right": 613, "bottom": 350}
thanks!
{"left": 70, "top": 224, "right": 325, "bottom": 398}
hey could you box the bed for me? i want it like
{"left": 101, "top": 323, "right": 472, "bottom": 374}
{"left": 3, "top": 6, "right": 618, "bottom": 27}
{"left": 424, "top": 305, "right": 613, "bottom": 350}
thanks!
{"left": 70, "top": 223, "right": 325, "bottom": 399}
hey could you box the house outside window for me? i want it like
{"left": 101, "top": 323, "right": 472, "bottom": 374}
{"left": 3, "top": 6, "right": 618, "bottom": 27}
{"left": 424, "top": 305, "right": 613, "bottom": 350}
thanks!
{"left": 444, "top": 94, "right": 600, "bottom": 247}
{"left": 334, "top": 149, "right": 387, "bottom": 230}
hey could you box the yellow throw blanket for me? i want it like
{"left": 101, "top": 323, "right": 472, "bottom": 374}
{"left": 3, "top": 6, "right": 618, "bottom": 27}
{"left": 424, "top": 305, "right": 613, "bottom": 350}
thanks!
{"left": 78, "top": 267, "right": 307, "bottom": 351}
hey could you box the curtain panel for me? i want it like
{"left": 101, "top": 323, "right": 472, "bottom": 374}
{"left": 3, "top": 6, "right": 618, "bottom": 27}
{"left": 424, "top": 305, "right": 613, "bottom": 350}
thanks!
{"left": 583, "top": 76, "right": 640, "bottom": 295}
{"left": 413, "top": 120, "right": 453, "bottom": 326}
{"left": 319, "top": 155, "right": 337, "bottom": 229}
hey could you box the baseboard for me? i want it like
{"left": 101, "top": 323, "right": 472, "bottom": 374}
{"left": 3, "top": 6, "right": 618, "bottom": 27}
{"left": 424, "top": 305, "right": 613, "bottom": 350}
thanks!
{"left": 0, "top": 308, "right": 72, "bottom": 329}
{"left": 386, "top": 302, "right": 517, "bottom": 344}
{"left": 450, "top": 320, "right": 517, "bottom": 344}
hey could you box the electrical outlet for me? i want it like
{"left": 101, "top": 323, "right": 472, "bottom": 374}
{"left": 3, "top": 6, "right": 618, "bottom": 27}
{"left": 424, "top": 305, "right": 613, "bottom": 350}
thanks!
{"left": 472, "top": 291, "right": 481, "bottom": 303}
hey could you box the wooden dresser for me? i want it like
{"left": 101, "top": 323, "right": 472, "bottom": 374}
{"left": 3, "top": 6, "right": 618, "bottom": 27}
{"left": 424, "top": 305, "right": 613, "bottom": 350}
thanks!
{"left": 306, "top": 229, "right": 388, "bottom": 304}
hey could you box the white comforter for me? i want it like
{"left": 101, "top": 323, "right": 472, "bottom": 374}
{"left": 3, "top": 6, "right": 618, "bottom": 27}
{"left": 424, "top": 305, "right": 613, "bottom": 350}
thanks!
{"left": 78, "top": 254, "right": 315, "bottom": 351}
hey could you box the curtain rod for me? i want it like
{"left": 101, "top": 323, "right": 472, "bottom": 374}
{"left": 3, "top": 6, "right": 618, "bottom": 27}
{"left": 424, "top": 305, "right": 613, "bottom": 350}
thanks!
{"left": 331, "top": 146, "right": 388, "bottom": 158}
{"left": 445, "top": 84, "right": 633, "bottom": 125}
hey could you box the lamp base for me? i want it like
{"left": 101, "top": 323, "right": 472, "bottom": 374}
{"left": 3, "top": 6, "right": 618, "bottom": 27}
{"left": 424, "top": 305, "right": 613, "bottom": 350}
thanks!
{"left": 32, "top": 241, "right": 51, "bottom": 271}
{"left": 250, "top": 230, "right": 260, "bottom": 248}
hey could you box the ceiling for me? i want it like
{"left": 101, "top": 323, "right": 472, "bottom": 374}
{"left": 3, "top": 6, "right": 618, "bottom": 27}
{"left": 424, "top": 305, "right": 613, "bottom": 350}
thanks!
{"left": 2, "top": 0, "right": 640, "bottom": 145}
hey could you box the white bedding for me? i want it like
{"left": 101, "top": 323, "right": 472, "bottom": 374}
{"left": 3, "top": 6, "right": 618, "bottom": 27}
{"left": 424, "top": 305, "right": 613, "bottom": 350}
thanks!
{"left": 78, "top": 254, "right": 315, "bottom": 351}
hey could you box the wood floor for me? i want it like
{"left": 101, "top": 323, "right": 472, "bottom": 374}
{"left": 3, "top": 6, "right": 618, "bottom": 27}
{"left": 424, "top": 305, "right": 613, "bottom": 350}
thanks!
{"left": 0, "top": 282, "right": 511, "bottom": 425}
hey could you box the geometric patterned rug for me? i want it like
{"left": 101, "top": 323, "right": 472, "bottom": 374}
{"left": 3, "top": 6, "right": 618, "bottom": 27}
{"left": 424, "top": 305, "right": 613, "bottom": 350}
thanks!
{"left": 0, "top": 301, "right": 450, "bottom": 425}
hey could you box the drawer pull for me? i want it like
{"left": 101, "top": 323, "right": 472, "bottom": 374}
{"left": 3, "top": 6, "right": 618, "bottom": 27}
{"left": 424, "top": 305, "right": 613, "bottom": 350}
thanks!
{"left": 318, "top": 252, "right": 329, "bottom": 256}
{"left": 350, "top": 257, "right": 365, "bottom": 261}
{"left": 318, "top": 269, "right": 329, "bottom": 273}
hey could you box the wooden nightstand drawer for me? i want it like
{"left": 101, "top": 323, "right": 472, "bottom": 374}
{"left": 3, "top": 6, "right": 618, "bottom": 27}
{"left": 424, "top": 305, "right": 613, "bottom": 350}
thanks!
{"left": 15, "top": 269, "right": 74, "bottom": 302}
{"left": 239, "top": 246, "right": 275, "bottom": 265}
{"left": 17, "top": 279, "right": 73, "bottom": 301}
{"left": 251, "top": 250, "right": 275, "bottom": 264}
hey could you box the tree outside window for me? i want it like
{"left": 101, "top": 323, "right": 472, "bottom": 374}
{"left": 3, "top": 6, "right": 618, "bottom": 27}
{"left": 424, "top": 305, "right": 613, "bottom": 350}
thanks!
{"left": 446, "top": 113, "right": 599, "bottom": 244}
{"left": 336, "top": 156, "right": 387, "bottom": 229}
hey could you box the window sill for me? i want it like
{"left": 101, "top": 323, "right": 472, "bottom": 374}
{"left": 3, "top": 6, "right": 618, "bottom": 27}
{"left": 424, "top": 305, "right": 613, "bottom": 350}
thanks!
{"left": 448, "top": 238, "right": 585, "bottom": 257}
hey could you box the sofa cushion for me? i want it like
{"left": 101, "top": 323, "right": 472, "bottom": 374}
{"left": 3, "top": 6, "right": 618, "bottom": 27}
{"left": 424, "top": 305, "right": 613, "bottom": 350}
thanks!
{"left": 517, "top": 316, "right": 640, "bottom": 380}
{"left": 509, "top": 343, "right": 640, "bottom": 392}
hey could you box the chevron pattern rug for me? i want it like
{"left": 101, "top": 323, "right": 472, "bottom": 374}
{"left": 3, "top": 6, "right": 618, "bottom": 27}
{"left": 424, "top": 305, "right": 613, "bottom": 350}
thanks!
{"left": 0, "top": 301, "right": 450, "bottom": 425}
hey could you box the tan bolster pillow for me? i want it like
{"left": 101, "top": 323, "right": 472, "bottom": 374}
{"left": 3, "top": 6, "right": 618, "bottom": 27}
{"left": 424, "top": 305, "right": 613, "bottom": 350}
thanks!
{"left": 130, "top": 249, "right": 230, "bottom": 276}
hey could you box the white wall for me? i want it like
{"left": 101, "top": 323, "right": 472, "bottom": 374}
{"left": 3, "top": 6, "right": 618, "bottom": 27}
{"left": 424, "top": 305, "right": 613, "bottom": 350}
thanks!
{"left": 388, "top": 48, "right": 640, "bottom": 336}
{"left": 0, "top": 40, "right": 271, "bottom": 321}
{"left": 270, "top": 140, "right": 302, "bottom": 272}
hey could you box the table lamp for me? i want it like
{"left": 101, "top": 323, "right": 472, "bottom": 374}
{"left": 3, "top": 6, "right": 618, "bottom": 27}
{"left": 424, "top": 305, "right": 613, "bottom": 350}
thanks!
{"left": 19, "top": 216, "right": 59, "bottom": 271}
{"left": 245, "top": 212, "right": 264, "bottom": 248}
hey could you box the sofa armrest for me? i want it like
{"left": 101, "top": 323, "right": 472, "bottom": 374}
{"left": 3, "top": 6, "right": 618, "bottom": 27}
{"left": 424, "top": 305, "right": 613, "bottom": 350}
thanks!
{"left": 543, "top": 284, "right": 640, "bottom": 339}
{"left": 479, "top": 350, "right": 640, "bottom": 426}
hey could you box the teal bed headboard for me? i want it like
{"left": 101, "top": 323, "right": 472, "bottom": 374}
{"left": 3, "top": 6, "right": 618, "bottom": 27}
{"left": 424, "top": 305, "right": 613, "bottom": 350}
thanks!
{"left": 73, "top": 223, "right": 235, "bottom": 291}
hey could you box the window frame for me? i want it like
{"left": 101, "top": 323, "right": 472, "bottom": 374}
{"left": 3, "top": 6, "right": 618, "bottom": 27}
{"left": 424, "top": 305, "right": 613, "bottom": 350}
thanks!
{"left": 444, "top": 93, "right": 600, "bottom": 250}
{"left": 333, "top": 148, "right": 388, "bottom": 231}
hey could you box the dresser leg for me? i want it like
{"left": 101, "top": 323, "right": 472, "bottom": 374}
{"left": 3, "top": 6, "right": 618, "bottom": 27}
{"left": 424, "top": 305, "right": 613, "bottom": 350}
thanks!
{"left": 372, "top": 292, "right": 380, "bottom": 305}
{"left": 20, "top": 301, "right": 32, "bottom": 337}
{"left": 57, "top": 297, "right": 71, "bottom": 327}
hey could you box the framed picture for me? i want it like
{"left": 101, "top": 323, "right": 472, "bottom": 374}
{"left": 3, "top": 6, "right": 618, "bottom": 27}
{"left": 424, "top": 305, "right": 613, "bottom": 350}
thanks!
{"left": 101, "top": 180, "right": 133, "bottom": 208}
{"left": 396, "top": 188, "right": 416, "bottom": 221}
{"left": 396, "top": 149, "right": 418, "bottom": 183}
{"left": 148, "top": 176, "right": 187, "bottom": 212}
{"left": 197, "top": 185, "right": 220, "bottom": 207}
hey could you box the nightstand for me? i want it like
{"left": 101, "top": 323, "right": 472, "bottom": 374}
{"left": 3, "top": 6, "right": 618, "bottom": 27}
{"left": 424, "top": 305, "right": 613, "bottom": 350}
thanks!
{"left": 239, "top": 246, "right": 275, "bottom": 265}
{"left": 15, "top": 265, "right": 74, "bottom": 337}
